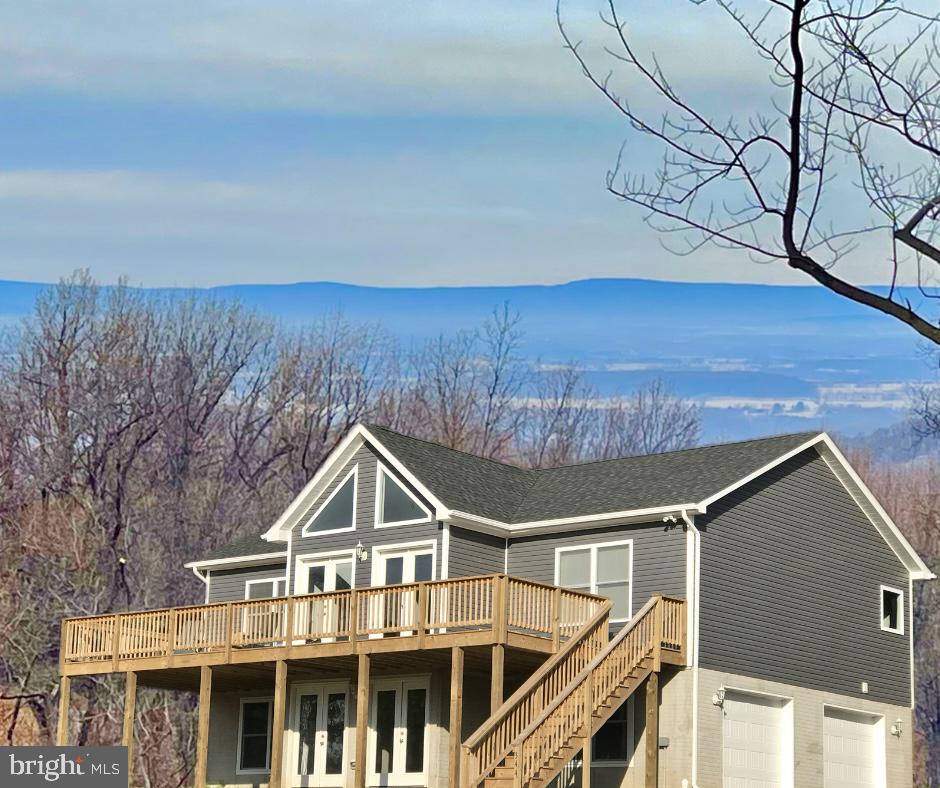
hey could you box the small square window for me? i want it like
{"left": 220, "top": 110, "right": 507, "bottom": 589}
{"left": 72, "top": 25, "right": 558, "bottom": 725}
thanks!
{"left": 881, "top": 586, "right": 903, "bottom": 634}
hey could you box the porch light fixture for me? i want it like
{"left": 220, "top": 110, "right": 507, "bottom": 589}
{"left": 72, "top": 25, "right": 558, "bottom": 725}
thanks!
{"left": 356, "top": 541, "right": 368, "bottom": 562}
{"left": 891, "top": 718, "right": 903, "bottom": 738}
{"left": 712, "top": 688, "right": 725, "bottom": 708}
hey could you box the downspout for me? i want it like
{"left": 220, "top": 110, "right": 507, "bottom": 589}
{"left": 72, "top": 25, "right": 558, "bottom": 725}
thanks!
{"left": 681, "top": 508, "right": 702, "bottom": 788}
{"left": 191, "top": 565, "right": 209, "bottom": 604}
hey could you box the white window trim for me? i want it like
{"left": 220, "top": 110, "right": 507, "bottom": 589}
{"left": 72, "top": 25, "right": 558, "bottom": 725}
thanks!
{"left": 301, "top": 465, "right": 358, "bottom": 537}
{"left": 368, "top": 674, "right": 432, "bottom": 786}
{"left": 374, "top": 462, "right": 433, "bottom": 529}
{"left": 880, "top": 584, "right": 904, "bottom": 635}
{"left": 554, "top": 539, "right": 633, "bottom": 623}
{"left": 370, "top": 540, "right": 438, "bottom": 587}
{"left": 592, "top": 696, "right": 635, "bottom": 766}
{"left": 293, "top": 549, "right": 357, "bottom": 595}
{"left": 236, "top": 696, "right": 274, "bottom": 774}
{"left": 244, "top": 577, "right": 287, "bottom": 600}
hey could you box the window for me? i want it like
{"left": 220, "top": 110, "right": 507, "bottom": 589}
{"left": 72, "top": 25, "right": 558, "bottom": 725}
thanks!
{"left": 302, "top": 466, "right": 357, "bottom": 535}
{"left": 556, "top": 541, "right": 632, "bottom": 622}
{"left": 593, "top": 698, "right": 634, "bottom": 764}
{"left": 245, "top": 577, "right": 286, "bottom": 599}
{"left": 376, "top": 465, "right": 430, "bottom": 527}
{"left": 881, "top": 586, "right": 903, "bottom": 634}
{"left": 237, "top": 698, "right": 273, "bottom": 773}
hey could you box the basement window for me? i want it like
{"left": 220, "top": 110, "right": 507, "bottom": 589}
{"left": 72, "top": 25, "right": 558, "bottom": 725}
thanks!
{"left": 237, "top": 698, "right": 273, "bottom": 773}
{"left": 880, "top": 586, "right": 903, "bottom": 634}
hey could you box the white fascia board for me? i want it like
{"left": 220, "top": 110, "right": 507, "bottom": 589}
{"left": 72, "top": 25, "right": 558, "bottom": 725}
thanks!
{"left": 695, "top": 433, "right": 827, "bottom": 512}
{"left": 261, "top": 425, "right": 368, "bottom": 541}
{"left": 262, "top": 423, "right": 449, "bottom": 542}
{"left": 445, "top": 503, "right": 698, "bottom": 537}
{"left": 184, "top": 552, "right": 288, "bottom": 572}
{"left": 816, "top": 433, "right": 934, "bottom": 581}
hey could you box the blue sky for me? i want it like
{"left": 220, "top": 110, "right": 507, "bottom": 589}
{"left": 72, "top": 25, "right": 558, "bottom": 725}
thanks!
{"left": 0, "top": 0, "right": 922, "bottom": 287}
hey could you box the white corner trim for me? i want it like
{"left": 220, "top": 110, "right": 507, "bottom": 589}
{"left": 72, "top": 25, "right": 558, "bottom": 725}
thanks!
{"left": 373, "top": 460, "right": 433, "bottom": 528}
{"left": 441, "top": 522, "right": 451, "bottom": 580}
{"left": 300, "top": 464, "right": 358, "bottom": 537}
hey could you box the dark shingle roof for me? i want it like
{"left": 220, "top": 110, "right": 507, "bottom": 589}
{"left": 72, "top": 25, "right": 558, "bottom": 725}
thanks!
{"left": 199, "top": 427, "right": 821, "bottom": 563}
{"left": 368, "top": 425, "right": 821, "bottom": 523}
{"left": 198, "top": 534, "right": 286, "bottom": 563}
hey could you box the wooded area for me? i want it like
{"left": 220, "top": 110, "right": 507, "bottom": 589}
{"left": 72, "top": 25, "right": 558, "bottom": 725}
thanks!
{"left": 0, "top": 272, "right": 701, "bottom": 787}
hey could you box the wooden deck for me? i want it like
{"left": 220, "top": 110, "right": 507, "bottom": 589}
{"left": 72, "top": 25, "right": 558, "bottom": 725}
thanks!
{"left": 59, "top": 574, "right": 608, "bottom": 676}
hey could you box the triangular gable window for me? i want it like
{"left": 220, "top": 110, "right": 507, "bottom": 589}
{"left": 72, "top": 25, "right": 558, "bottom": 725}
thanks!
{"left": 376, "top": 465, "right": 430, "bottom": 527}
{"left": 303, "top": 466, "right": 357, "bottom": 535}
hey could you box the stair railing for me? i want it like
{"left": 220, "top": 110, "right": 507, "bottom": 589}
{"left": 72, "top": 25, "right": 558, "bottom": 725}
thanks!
{"left": 461, "top": 598, "right": 613, "bottom": 787}
{"left": 512, "top": 595, "right": 664, "bottom": 788}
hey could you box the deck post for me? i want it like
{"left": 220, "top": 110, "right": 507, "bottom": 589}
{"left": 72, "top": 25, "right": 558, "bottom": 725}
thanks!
{"left": 355, "top": 653, "right": 370, "bottom": 788}
{"left": 123, "top": 671, "right": 137, "bottom": 779}
{"left": 270, "top": 660, "right": 288, "bottom": 787}
{"left": 194, "top": 665, "right": 212, "bottom": 788}
{"left": 490, "top": 643, "right": 505, "bottom": 714}
{"left": 582, "top": 674, "right": 592, "bottom": 788}
{"left": 416, "top": 582, "right": 427, "bottom": 649}
{"left": 644, "top": 672, "right": 659, "bottom": 788}
{"left": 449, "top": 646, "right": 465, "bottom": 788}
{"left": 55, "top": 675, "right": 71, "bottom": 746}
{"left": 652, "top": 595, "right": 663, "bottom": 673}
{"left": 551, "top": 586, "right": 562, "bottom": 651}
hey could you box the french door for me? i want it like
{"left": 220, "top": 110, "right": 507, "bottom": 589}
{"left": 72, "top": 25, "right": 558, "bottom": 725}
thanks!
{"left": 289, "top": 681, "right": 350, "bottom": 787}
{"left": 294, "top": 553, "right": 355, "bottom": 642}
{"left": 372, "top": 545, "right": 434, "bottom": 635}
{"left": 368, "top": 678, "right": 429, "bottom": 786}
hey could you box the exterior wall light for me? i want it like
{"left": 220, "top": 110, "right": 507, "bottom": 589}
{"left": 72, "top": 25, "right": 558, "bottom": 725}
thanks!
{"left": 891, "top": 718, "right": 903, "bottom": 738}
{"left": 712, "top": 688, "right": 725, "bottom": 708}
{"left": 356, "top": 541, "right": 368, "bottom": 562}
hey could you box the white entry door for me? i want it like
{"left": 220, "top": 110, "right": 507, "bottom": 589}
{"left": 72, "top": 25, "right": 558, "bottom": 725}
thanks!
{"left": 371, "top": 545, "right": 435, "bottom": 635}
{"left": 369, "top": 677, "right": 430, "bottom": 786}
{"left": 824, "top": 708, "right": 883, "bottom": 788}
{"left": 295, "top": 553, "right": 355, "bottom": 641}
{"left": 722, "top": 691, "right": 790, "bottom": 788}
{"left": 290, "top": 681, "right": 351, "bottom": 787}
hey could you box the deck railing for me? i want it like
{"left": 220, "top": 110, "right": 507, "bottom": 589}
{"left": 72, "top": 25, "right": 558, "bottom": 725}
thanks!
{"left": 60, "top": 574, "right": 607, "bottom": 669}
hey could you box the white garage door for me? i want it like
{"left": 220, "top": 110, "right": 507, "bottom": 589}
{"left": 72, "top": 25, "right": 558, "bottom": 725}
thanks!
{"left": 722, "top": 691, "right": 788, "bottom": 788}
{"left": 824, "top": 708, "right": 882, "bottom": 788}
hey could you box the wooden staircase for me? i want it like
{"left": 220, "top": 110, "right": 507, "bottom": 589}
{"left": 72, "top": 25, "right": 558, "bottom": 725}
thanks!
{"left": 462, "top": 594, "right": 686, "bottom": 788}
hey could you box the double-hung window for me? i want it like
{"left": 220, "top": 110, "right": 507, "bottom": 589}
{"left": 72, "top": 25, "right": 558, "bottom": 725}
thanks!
{"left": 237, "top": 698, "right": 273, "bottom": 773}
{"left": 556, "top": 540, "right": 632, "bottom": 622}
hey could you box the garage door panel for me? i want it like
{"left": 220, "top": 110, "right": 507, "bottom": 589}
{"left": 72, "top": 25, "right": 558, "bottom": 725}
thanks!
{"left": 722, "top": 693, "right": 788, "bottom": 788}
{"left": 824, "top": 708, "right": 882, "bottom": 788}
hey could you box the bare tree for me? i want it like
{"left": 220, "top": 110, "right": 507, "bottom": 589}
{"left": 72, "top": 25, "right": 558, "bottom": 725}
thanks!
{"left": 558, "top": 0, "right": 940, "bottom": 342}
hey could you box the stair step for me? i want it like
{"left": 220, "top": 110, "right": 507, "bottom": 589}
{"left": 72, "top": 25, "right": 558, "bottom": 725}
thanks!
{"left": 484, "top": 779, "right": 513, "bottom": 788}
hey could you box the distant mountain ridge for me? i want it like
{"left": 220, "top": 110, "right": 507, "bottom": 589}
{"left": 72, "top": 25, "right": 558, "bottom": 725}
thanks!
{"left": 0, "top": 277, "right": 932, "bottom": 442}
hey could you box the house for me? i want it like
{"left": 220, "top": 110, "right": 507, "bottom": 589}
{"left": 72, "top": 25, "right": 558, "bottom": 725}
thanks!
{"left": 56, "top": 423, "right": 934, "bottom": 788}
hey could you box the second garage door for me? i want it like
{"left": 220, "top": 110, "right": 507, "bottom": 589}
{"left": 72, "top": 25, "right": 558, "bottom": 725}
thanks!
{"left": 823, "top": 707, "right": 883, "bottom": 788}
{"left": 722, "top": 690, "right": 790, "bottom": 788}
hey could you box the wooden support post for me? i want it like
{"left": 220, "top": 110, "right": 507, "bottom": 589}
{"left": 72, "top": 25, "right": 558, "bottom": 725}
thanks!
{"left": 645, "top": 672, "right": 659, "bottom": 788}
{"left": 194, "top": 665, "right": 212, "bottom": 788}
{"left": 497, "top": 575, "right": 510, "bottom": 642}
{"left": 224, "top": 603, "right": 233, "bottom": 663}
{"left": 167, "top": 609, "right": 178, "bottom": 666}
{"left": 269, "top": 660, "right": 288, "bottom": 788}
{"left": 416, "top": 582, "right": 427, "bottom": 649}
{"left": 490, "top": 643, "right": 505, "bottom": 714}
{"left": 123, "top": 671, "right": 137, "bottom": 779}
{"left": 349, "top": 589, "right": 359, "bottom": 648}
{"left": 111, "top": 615, "right": 122, "bottom": 671}
{"left": 551, "top": 586, "right": 562, "bottom": 651}
{"left": 355, "top": 653, "right": 370, "bottom": 788}
{"left": 582, "top": 674, "right": 593, "bottom": 788}
{"left": 449, "top": 646, "right": 465, "bottom": 788}
{"left": 56, "top": 675, "right": 71, "bottom": 746}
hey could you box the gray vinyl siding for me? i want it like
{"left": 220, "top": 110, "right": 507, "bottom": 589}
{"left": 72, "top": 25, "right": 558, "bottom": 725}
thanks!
{"left": 288, "top": 441, "right": 443, "bottom": 591}
{"left": 506, "top": 522, "right": 687, "bottom": 620}
{"left": 698, "top": 446, "right": 911, "bottom": 706}
{"left": 206, "top": 563, "right": 287, "bottom": 603}
{"left": 448, "top": 526, "right": 506, "bottom": 577}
